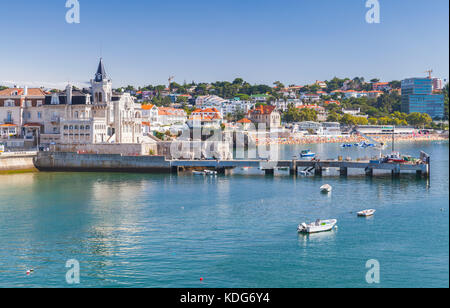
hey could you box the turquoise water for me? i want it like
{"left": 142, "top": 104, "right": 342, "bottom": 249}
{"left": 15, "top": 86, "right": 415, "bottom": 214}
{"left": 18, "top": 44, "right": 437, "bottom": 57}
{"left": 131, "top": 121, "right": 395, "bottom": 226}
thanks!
{"left": 0, "top": 141, "right": 448, "bottom": 288}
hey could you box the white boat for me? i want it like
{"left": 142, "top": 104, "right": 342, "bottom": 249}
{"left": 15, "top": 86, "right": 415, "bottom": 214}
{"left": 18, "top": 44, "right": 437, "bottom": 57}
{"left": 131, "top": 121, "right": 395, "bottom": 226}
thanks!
{"left": 299, "top": 170, "right": 310, "bottom": 176}
{"left": 320, "top": 184, "right": 332, "bottom": 193}
{"left": 298, "top": 219, "right": 337, "bottom": 234}
{"left": 357, "top": 209, "right": 376, "bottom": 217}
{"left": 193, "top": 171, "right": 206, "bottom": 176}
{"left": 204, "top": 170, "right": 218, "bottom": 175}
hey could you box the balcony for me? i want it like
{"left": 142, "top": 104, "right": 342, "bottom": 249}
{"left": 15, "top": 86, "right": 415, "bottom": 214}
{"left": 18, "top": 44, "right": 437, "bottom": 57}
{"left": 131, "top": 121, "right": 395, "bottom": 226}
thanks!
{"left": 3, "top": 118, "right": 14, "bottom": 124}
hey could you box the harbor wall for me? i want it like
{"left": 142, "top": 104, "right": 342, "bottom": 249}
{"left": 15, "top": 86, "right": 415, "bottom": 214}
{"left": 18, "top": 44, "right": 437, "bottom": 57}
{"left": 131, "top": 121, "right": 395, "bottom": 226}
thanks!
{"left": 50, "top": 142, "right": 158, "bottom": 156}
{"left": 35, "top": 152, "right": 171, "bottom": 173}
{"left": 0, "top": 152, "right": 38, "bottom": 171}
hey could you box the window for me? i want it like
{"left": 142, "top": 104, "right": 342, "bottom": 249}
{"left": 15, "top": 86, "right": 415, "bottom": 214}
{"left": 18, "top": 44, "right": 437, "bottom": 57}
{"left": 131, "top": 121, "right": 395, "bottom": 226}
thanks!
{"left": 37, "top": 100, "right": 43, "bottom": 107}
{"left": 38, "top": 112, "right": 42, "bottom": 119}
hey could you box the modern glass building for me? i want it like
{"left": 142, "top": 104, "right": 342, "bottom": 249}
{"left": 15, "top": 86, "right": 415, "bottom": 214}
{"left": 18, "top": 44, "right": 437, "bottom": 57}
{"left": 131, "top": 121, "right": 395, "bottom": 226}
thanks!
{"left": 401, "top": 78, "right": 444, "bottom": 119}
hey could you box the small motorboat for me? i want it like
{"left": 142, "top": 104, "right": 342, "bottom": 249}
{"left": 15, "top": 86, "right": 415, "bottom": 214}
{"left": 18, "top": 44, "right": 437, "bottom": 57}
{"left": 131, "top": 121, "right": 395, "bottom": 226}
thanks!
{"left": 357, "top": 209, "right": 376, "bottom": 217}
{"left": 299, "top": 170, "right": 310, "bottom": 176}
{"left": 341, "top": 144, "right": 352, "bottom": 148}
{"left": 298, "top": 219, "right": 337, "bottom": 234}
{"left": 204, "top": 170, "right": 218, "bottom": 176}
{"left": 320, "top": 184, "right": 332, "bottom": 193}
{"left": 193, "top": 171, "right": 206, "bottom": 176}
{"left": 300, "top": 150, "right": 316, "bottom": 158}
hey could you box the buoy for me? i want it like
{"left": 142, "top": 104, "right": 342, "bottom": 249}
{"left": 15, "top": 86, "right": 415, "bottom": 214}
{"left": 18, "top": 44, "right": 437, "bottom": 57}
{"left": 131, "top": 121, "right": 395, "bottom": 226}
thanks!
{"left": 26, "top": 270, "right": 31, "bottom": 275}
{"left": 200, "top": 277, "right": 204, "bottom": 281}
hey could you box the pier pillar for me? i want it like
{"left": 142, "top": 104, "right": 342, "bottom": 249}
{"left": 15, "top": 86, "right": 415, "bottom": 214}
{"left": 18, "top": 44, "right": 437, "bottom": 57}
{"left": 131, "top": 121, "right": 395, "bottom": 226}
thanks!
{"left": 216, "top": 167, "right": 226, "bottom": 175}
{"left": 264, "top": 169, "right": 274, "bottom": 176}
{"left": 339, "top": 167, "right": 348, "bottom": 177}
{"left": 290, "top": 161, "right": 298, "bottom": 176}
{"left": 391, "top": 166, "right": 401, "bottom": 178}
{"left": 365, "top": 168, "right": 373, "bottom": 177}
{"left": 314, "top": 165, "right": 322, "bottom": 176}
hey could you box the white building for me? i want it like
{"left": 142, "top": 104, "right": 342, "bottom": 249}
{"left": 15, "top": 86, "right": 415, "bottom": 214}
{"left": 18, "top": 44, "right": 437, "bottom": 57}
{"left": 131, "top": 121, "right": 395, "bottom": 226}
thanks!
{"left": 1, "top": 59, "right": 145, "bottom": 147}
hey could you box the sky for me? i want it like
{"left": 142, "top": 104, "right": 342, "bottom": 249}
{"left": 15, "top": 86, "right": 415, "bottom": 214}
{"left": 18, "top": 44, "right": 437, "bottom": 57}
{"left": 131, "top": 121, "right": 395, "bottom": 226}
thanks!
{"left": 0, "top": 0, "right": 448, "bottom": 89}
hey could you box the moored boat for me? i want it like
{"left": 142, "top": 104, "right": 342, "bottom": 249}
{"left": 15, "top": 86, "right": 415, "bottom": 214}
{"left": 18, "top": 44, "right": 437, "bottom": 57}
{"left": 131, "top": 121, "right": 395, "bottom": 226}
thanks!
{"left": 298, "top": 219, "right": 337, "bottom": 234}
{"left": 300, "top": 150, "right": 316, "bottom": 158}
{"left": 193, "top": 171, "right": 206, "bottom": 176}
{"left": 320, "top": 184, "right": 332, "bottom": 193}
{"left": 357, "top": 209, "right": 376, "bottom": 217}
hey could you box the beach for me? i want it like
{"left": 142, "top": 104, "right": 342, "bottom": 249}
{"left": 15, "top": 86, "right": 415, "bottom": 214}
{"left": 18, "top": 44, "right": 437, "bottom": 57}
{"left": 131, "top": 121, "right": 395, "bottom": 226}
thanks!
{"left": 255, "top": 134, "right": 448, "bottom": 146}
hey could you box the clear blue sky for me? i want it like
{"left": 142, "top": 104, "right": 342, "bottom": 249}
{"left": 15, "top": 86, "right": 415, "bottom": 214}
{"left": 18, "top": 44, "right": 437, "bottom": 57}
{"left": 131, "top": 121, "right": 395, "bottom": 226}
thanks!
{"left": 0, "top": 0, "right": 448, "bottom": 89}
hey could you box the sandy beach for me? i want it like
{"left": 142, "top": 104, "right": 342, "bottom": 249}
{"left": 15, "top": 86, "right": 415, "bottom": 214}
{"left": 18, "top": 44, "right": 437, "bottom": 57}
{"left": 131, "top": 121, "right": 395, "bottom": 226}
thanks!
{"left": 255, "top": 134, "right": 449, "bottom": 146}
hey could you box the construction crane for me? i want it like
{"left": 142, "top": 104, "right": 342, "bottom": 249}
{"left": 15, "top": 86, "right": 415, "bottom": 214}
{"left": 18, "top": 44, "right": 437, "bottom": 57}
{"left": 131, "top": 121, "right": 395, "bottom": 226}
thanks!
{"left": 424, "top": 69, "right": 433, "bottom": 79}
{"left": 168, "top": 76, "right": 175, "bottom": 93}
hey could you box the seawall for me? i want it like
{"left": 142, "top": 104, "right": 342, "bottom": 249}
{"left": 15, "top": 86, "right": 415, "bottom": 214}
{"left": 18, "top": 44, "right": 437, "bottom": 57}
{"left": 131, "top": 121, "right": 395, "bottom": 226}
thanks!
{"left": 0, "top": 152, "right": 38, "bottom": 172}
{"left": 35, "top": 152, "right": 172, "bottom": 173}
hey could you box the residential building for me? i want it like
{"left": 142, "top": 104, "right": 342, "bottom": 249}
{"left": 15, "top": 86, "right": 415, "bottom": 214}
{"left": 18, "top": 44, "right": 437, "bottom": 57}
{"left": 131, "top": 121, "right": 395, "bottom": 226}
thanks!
{"left": 248, "top": 105, "right": 281, "bottom": 129}
{"left": 250, "top": 94, "right": 269, "bottom": 103}
{"left": 272, "top": 99, "right": 302, "bottom": 112}
{"left": 157, "top": 107, "right": 187, "bottom": 126}
{"left": 324, "top": 100, "right": 340, "bottom": 106}
{"left": 0, "top": 86, "right": 47, "bottom": 145}
{"left": 300, "top": 93, "right": 320, "bottom": 102}
{"left": 188, "top": 107, "right": 222, "bottom": 129}
{"left": 237, "top": 118, "right": 253, "bottom": 130}
{"left": 315, "top": 81, "right": 327, "bottom": 89}
{"left": 401, "top": 78, "right": 445, "bottom": 119}
{"left": 372, "top": 82, "right": 391, "bottom": 91}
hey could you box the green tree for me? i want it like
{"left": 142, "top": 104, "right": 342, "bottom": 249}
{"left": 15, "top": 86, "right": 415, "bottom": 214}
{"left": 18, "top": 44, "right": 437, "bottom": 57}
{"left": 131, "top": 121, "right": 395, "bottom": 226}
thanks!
{"left": 327, "top": 112, "right": 342, "bottom": 122}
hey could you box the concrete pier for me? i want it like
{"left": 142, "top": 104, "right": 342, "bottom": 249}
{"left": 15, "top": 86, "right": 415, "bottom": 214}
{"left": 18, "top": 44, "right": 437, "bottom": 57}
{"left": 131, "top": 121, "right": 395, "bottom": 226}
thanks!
{"left": 34, "top": 151, "right": 431, "bottom": 179}
{"left": 0, "top": 151, "right": 38, "bottom": 172}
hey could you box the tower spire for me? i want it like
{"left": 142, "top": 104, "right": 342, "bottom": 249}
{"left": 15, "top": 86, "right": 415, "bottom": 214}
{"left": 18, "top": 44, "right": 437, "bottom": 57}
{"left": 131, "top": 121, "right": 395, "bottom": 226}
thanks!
{"left": 95, "top": 58, "right": 107, "bottom": 82}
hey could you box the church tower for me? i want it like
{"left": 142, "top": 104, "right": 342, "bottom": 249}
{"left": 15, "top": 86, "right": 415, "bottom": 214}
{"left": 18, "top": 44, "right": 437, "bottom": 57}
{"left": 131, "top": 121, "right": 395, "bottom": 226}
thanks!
{"left": 91, "top": 58, "right": 112, "bottom": 104}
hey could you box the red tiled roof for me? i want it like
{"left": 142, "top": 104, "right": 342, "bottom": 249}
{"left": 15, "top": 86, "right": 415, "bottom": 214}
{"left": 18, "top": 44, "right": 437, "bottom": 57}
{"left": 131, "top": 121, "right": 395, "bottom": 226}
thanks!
{"left": 249, "top": 105, "right": 276, "bottom": 115}
{"left": 141, "top": 104, "right": 156, "bottom": 110}
{"left": 237, "top": 118, "right": 252, "bottom": 124}
{"left": 0, "top": 88, "right": 46, "bottom": 96}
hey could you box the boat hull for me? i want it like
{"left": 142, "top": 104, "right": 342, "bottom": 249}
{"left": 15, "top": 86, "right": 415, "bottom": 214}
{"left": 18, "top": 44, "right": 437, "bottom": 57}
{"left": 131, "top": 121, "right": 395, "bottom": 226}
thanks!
{"left": 298, "top": 219, "right": 337, "bottom": 234}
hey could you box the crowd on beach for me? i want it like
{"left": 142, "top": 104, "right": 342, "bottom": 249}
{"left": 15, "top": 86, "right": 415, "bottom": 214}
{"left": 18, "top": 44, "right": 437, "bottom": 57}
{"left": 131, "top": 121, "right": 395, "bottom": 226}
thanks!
{"left": 254, "top": 134, "right": 448, "bottom": 146}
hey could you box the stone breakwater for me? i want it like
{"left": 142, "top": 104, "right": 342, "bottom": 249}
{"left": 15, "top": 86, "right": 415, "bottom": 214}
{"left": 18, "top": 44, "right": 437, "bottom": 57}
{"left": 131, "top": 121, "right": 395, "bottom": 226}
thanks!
{"left": 255, "top": 134, "right": 448, "bottom": 146}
